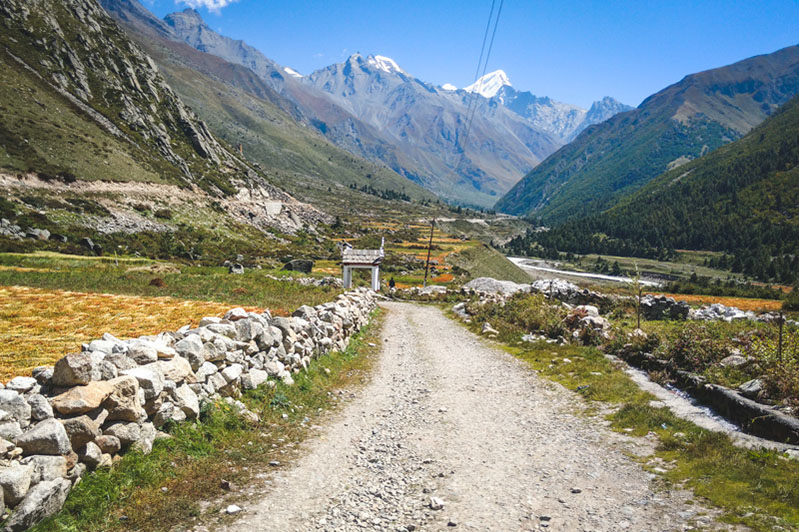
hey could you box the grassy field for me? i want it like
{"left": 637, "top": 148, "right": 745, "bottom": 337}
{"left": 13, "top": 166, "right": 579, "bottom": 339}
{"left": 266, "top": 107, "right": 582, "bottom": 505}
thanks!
{"left": 0, "top": 285, "right": 258, "bottom": 380}
{"left": 0, "top": 252, "right": 342, "bottom": 380}
{"left": 357, "top": 221, "right": 526, "bottom": 288}
{"left": 0, "top": 252, "right": 340, "bottom": 311}
{"left": 32, "top": 310, "right": 382, "bottom": 532}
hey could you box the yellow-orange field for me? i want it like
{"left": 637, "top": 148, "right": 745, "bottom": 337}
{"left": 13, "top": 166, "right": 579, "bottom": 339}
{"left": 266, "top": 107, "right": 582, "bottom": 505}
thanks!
{"left": 653, "top": 292, "right": 783, "bottom": 312}
{"left": 0, "top": 286, "right": 259, "bottom": 381}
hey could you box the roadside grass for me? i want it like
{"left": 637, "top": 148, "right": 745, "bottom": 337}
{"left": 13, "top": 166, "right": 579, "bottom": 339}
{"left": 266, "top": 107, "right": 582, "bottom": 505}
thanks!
{"left": 0, "top": 285, "right": 257, "bottom": 381}
{"left": 31, "top": 309, "right": 383, "bottom": 532}
{"left": 459, "top": 304, "right": 799, "bottom": 531}
{"left": 0, "top": 252, "right": 340, "bottom": 312}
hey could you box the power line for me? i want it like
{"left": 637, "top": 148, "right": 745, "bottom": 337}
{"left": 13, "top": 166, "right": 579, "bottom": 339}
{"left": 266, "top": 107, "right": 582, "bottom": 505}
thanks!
{"left": 442, "top": 0, "right": 505, "bottom": 203}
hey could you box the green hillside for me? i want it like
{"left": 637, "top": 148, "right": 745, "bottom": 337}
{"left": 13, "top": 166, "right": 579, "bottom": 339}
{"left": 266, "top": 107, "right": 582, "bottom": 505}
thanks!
{"left": 506, "top": 94, "right": 799, "bottom": 283}
{"left": 496, "top": 45, "right": 799, "bottom": 223}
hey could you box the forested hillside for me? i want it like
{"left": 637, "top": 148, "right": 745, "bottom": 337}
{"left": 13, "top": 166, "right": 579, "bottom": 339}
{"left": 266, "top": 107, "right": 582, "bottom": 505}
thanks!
{"left": 506, "top": 95, "right": 799, "bottom": 282}
{"left": 496, "top": 45, "right": 799, "bottom": 223}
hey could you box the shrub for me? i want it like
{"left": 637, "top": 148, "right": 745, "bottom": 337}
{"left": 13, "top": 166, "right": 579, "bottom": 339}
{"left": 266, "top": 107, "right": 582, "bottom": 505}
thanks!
{"left": 154, "top": 209, "right": 173, "bottom": 220}
{"left": 656, "top": 323, "right": 735, "bottom": 372}
{"left": 784, "top": 289, "right": 799, "bottom": 311}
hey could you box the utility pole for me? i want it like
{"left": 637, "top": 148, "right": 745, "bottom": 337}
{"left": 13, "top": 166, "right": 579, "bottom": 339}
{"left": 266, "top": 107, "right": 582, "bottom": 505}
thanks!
{"left": 423, "top": 219, "right": 435, "bottom": 288}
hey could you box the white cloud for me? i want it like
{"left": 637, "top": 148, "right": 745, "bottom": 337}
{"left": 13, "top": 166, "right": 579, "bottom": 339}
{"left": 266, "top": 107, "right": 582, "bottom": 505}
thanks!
{"left": 177, "top": 0, "right": 238, "bottom": 13}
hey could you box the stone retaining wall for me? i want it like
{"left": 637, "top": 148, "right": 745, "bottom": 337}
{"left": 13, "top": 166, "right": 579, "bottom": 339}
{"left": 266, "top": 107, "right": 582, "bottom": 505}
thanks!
{"left": 0, "top": 288, "right": 376, "bottom": 531}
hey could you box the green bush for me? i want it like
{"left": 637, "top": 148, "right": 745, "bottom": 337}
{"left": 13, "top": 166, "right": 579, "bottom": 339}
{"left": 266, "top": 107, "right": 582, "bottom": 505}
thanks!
{"left": 784, "top": 289, "right": 799, "bottom": 311}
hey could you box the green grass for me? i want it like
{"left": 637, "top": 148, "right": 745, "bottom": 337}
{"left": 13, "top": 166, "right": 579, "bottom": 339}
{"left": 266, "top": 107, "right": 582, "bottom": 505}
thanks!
{"left": 446, "top": 243, "right": 531, "bottom": 284}
{"left": 31, "top": 309, "right": 382, "bottom": 532}
{"left": 0, "top": 252, "right": 340, "bottom": 313}
{"left": 460, "top": 298, "right": 799, "bottom": 531}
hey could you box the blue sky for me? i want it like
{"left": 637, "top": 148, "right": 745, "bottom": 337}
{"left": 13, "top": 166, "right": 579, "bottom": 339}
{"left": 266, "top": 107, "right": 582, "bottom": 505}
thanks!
{"left": 143, "top": 0, "right": 799, "bottom": 109}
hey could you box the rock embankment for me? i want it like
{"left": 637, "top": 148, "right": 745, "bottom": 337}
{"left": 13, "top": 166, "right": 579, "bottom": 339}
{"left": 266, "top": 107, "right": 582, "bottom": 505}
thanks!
{"left": 0, "top": 289, "right": 376, "bottom": 531}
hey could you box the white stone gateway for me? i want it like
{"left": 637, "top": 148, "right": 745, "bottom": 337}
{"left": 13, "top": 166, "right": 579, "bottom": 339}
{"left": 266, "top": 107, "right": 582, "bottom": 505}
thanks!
{"left": 340, "top": 239, "right": 384, "bottom": 291}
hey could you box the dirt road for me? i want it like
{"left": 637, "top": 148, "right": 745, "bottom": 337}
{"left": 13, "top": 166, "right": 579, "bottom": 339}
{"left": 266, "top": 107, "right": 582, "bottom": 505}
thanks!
{"left": 213, "top": 302, "right": 731, "bottom": 531}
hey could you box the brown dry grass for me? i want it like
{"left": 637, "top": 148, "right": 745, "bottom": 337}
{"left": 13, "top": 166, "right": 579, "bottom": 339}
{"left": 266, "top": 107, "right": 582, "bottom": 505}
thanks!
{"left": 0, "top": 286, "right": 259, "bottom": 381}
{"left": 655, "top": 292, "right": 783, "bottom": 312}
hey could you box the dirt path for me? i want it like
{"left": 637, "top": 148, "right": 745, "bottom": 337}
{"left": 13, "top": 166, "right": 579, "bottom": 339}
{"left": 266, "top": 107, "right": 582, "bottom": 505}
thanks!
{"left": 211, "top": 302, "right": 733, "bottom": 531}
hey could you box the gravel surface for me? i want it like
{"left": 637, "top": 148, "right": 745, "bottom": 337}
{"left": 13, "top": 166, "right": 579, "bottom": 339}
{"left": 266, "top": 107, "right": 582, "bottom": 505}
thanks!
{"left": 210, "top": 302, "right": 741, "bottom": 531}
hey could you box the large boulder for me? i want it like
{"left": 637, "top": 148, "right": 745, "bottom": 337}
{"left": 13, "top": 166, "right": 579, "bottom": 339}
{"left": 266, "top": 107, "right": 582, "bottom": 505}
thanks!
{"left": 20, "top": 455, "right": 68, "bottom": 484}
{"left": 173, "top": 385, "right": 199, "bottom": 420}
{"left": 126, "top": 340, "right": 158, "bottom": 365}
{"left": 102, "top": 422, "right": 141, "bottom": 448}
{"left": 282, "top": 259, "right": 314, "bottom": 273}
{"left": 1, "top": 478, "right": 71, "bottom": 532}
{"left": 155, "top": 357, "right": 195, "bottom": 383}
{"left": 174, "top": 334, "right": 204, "bottom": 370}
{"left": 464, "top": 277, "right": 530, "bottom": 296}
{"left": 5, "top": 377, "right": 37, "bottom": 394}
{"left": 26, "top": 394, "right": 54, "bottom": 421}
{"left": 16, "top": 418, "right": 72, "bottom": 456}
{"left": 49, "top": 381, "right": 113, "bottom": 415}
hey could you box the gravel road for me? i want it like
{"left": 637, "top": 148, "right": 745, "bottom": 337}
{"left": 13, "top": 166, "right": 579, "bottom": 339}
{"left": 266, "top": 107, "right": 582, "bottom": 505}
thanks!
{"left": 213, "top": 302, "right": 738, "bottom": 531}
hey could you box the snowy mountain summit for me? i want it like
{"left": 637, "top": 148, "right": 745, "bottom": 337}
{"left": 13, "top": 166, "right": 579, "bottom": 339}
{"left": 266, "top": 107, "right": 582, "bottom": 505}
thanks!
{"left": 365, "top": 54, "right": 405, "bottom": 74}
{"left": 464, "top": 70, "right": 511, "bottom": 98}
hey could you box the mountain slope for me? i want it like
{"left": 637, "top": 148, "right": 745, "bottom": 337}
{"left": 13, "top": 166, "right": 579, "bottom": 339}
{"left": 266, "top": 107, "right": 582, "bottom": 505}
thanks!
{"left": 508, "top": 94, "right": 799, "bottom": 282}
{"left": 496, "top": 45, "right": 799, "bottom": 222}
{"left": 305, "top": 54, "right": 561, "bottom": 207}
{"left": 98, "top": 0, "right": 436, "bottom": 211}
{"left": 0, "top": 0, "right": 324, "bottom": 240}
{"left": 153, "top": 8, "right": 435, "bottom": 202}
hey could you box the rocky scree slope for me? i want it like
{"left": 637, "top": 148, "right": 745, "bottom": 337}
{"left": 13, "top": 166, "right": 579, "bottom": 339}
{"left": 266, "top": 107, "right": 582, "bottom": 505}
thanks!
{"left": 98, "top": 0, "right": 436, "bottom": 209}
{"left": 0, "top": 288, "right": 376, "bottom": 531}
{"left": 0, "top": 0, "right": 324, "bottom": 235}
{"left": 497, "top": 44, "right": 799, "bottom": 222}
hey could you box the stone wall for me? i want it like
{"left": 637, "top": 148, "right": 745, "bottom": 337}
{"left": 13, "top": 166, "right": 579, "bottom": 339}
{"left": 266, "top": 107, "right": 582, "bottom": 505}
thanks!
{"left": 0, "top": 288, "right": 376, "bottom": 531}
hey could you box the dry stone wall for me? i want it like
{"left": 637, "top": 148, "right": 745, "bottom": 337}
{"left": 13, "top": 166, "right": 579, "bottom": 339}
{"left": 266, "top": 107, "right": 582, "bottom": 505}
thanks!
{"left": 0, "top": 288, "right": 376, "bottom": 531}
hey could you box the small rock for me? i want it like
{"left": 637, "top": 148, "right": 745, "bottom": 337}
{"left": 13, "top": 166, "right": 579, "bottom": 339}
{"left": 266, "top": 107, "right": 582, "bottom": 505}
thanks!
{"left": 226, "top": 504, "right": 242, "bottom": 514}
{"left": 429, "top": 496, "right": 444, "bottom": 510}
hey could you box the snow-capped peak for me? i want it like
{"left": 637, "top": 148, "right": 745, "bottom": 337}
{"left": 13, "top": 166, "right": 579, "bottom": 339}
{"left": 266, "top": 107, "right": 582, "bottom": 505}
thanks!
{"left": 365, "top": 54, "right": 405, "bottom": 74}
{"left": 283, "top": 66, "right": 303, "bottom": 78}
{"left": 463, "top": 70, "right": 511, "bottom": 98}
{"left": 441, "top": 83, "right": 457, "bottom": 91}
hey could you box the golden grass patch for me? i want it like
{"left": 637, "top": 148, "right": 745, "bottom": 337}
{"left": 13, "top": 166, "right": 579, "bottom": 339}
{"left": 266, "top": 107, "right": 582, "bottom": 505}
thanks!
{"left": 0, "top": 285, "right": 259, "bottom": 381}
{"left": 655, "top": 292, "right": 783, "bottom": 312}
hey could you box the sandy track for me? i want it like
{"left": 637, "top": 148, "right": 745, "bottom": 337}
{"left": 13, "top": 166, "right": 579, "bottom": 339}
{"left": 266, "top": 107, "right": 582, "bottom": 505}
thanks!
{"left": 211, "top": 302, "right": 736, "bottom": 532}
